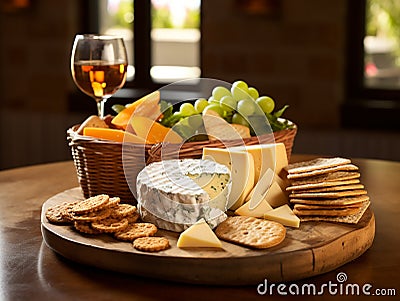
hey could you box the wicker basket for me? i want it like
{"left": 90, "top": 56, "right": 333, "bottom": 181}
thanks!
{"left": 68, "top": 123, "right": 297, "bottom": 203}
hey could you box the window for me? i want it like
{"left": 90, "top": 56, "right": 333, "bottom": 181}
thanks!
{"left": 97, "top": 0, "right": 201, "bottom": 86}
{"left": 344, "top": 0, "right": 400, "bottom": 129}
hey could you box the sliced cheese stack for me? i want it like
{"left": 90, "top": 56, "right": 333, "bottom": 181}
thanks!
{"left": 136, "top": 159, "right": 231, "bottom": 232}
{"left": 285, "top": 157, "right": 371, "bottom": 224}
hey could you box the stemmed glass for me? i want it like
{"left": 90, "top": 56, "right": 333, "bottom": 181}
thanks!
{"left": 71, "top": 34, "right": 128, "bottom": 118}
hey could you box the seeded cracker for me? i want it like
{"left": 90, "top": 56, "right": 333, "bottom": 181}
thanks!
{"left": 114, "top": 222, "right": 157, "bottom": 242}
{"left": 110, "top": 204, "right": 137, "bottom": 219}
{"left": 285, "top": 157, "right": 351, "bottom": 174}
{"left": 290, "top": 171, "right": 361, "bottom": 186}
{"left": 287, "top": 164, "right": 359, "bottom": 180}
{"left": 91, "top": 217, "right": 129, "bottom": 233}
{"left": 215, "top": 216, "right": 286, "bottom": 249}
{"left": 133, "top": 237, "right": 170, "bottom": 252}
{"left": 289, "top": 189, "right": 367, "bottom": 199}
{"left": 72, "top": 207, "right": 112, "bottom": 222}
{"left": 74, "top": 221, "right": 101, "bottom": 235}
{"left": 292, "top": 184, "right": 364, "bottom": 194}
{"left": 287, "top": 179, "right": 360, "bottom": 191}
{"left": 72, "top": 194, "right": 110, "bottom": 214}
{"left": 45, "top": 201, "right": 79, "bottom": 224}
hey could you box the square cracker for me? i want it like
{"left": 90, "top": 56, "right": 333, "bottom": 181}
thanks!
{"left": 293, "top": 203, "right": 363, "bottom": 210}
{"left": 290, "top": 195, "right": 369, "bottom": 206}
{"left": 287, "top": 179, "right": 361, "bottom": 191}
{"left": 286, "top": 157, "right": 351, "bottom": 174}
{"left": 299, "top": 201, "right": 371, "bottom": 224}
{"left": 287, "top": 164, "right": 359, "bottom": 180}
{"left": 293, "top": 206, "right": 361, "bottom": 217}
{"left": 289, "top": 189, "right": 367, "bottom": 199}
{"left": 289, "top": 171, "right": 361, "bottom": 186}
{"left": 292, "top": 184, "right": 364, "bottom": 194}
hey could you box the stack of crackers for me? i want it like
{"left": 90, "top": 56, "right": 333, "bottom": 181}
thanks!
{"left": 284, "top": 157, "right": 370, "bottom": 224}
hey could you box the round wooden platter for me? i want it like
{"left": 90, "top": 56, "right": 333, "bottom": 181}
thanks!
{"left": 41, "top": 187, "right": 375, "bottom": 286}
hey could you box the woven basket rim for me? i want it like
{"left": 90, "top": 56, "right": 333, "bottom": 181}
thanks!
{"left": 68, "top": 119, "right": 297, "bottom": 146}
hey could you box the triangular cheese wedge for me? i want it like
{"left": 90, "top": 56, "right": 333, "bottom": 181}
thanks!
{"left": 263, "top": 204, "right": 300, "bottom": 228}
{"left": 177, "top": 219, "right": 222, "bottom": 248}
{"left": 234, "top": 198, "right": 273, "bottom": 218}
{"left": 265, "top": 182, "right": 288, "bottom": 208}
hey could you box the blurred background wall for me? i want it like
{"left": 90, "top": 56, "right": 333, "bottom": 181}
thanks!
{"left": 0, "top": 0, "right": 399, "bottom": 170}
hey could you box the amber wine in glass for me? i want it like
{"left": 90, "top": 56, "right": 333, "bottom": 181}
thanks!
{"left": 71, "top": 34, "right": 128, "bottom": 118}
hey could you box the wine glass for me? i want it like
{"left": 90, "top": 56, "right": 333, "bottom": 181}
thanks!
{"left": 71, "top": 34, "right": 128, "bottom": 118}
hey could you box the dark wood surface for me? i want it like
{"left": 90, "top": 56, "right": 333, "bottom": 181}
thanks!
{"left": 0, "top": 155, "right": 399, "bottom": 300}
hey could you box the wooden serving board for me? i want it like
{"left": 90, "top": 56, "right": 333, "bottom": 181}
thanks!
{"left": 41, "top": 187, "right": 375, "bottom": 285}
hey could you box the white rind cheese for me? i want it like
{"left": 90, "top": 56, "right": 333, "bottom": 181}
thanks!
{"left": 136, "top": 159, "right": 231, "bottom": 232}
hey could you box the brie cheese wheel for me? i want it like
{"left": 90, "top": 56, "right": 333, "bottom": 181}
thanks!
{"left": 136, "top": 159, "right": 231, "bottom": 232}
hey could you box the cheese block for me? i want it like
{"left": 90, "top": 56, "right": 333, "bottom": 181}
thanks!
{"left": 202, "top": 147, "right": 255, "bottom": 210}
{"left": 245, "top": 169, "right": 287, "bottom": 203}
{"left": 230, "top": 143, "right": 288, "bottom": 180}
{"left": 83, "top": 127, "right": 148, "bottom": 144}
{"left": 263, "top": 204, "right": 300, "bottom": 228}
{"left": 177, "top": 218, "right": 222, "bottom": 248}
{"left": 136, "top": 159, "right": 231, "bottom": 232}
{"left": 265, "top": 182, "right": 288, "bottom": 208}
{"left": 234, "top": 198, "right": 273, "bottom": 218}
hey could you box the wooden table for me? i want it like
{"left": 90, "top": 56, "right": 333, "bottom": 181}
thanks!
{"left": 0, "top": 155, "right": 399, "bottom": 300}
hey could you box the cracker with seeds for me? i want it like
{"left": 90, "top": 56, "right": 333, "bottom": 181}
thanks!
{"left": 114, "top": 222, "right": 157, "bottom": 241}
{"left": 286, "top": 157, "right": 352, "bottom": 174}
{"left": 91, "top": 217, "right": 129, "bottom": 233}
{"left": 290, "top": 171, "right": 361, "bottom": 186}
{"left": 74, "top": 221, "right": 101, "bottom": 235}
{"left": 215, "top": 216, "right": 286, "bottom": 249}
{"left": 72, "top": 194, "right": 110, "bottom": 214}
{"left": 290, "top": 195, "right": 369, "bottom": 206}
{"left": 290, "top": 189, "right": 367, "bottom": 199}
{"left": 299, "top": 201, "right": 371, "bottom": 224}
{"left": 287, "top": 164, "right": 359, "bottom": 180}
{"left": 110, "top": 204, "right": 137, "bottom": 219}
{"left": 287, "top": 179, "right": 360, "bottom": 191}
{"left": 46, "top": 201, "right": 79, "bottom": 224}
{"left": 133, "top": 237, "right": 170, "bottom": 252}
{"left": 293, "top": 184, "right": 364, "bottom": 194}
{"left": 72, "top": 207, "right": 112, "bottom": 222}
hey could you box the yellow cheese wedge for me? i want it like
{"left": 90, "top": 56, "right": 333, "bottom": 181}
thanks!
{"left": 83, "top": 127, "right": 148, "bottom": 144}
{"left": 230, "top": 143, "right": 288, "bottom": 181}
{"left": 245, "top": 170, "right": 287, "bottom": 203}
{"left": 202, "top": 147, "right": 255, "bottom": 210}
{"left": 177, "top": 218, "right": 222, "bottom": 248}
{"left": 265, "top": 182, "right": 288, "bottom": 208}
{"left": 234, "top": 198, "right": 273, "bottom": 218}
{"left": 263, "top": 204, "right": 300, "bottom": 228}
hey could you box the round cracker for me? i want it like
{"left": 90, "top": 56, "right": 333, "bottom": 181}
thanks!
{"left": 72, "top": 194, "right": 110, "bottom": 214}
{"left": 215, "top": 216, "right": 286, "bottom": 249}
{"left": 133, "top": 237, "right": 170, "bottom": 252}
{"left": 91, "top": 217, "right": 129, "bottom": 233}
{"left": 110, "top": 204, "right": 137, "bottom": 219}
{"left": 114, "top": 222, "right": 157, "bottom": 241}
{"left": 45, "top": 201, "right": 79, "bottom": 224}
{"left": 72, "top": 207, "right": 112, "bottom": 222}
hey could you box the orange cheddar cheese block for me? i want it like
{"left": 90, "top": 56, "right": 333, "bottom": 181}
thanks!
{"left": 83, "top": 127, "right": 148, "bottom": 144}
{"left": 130, "top": 116, "right": 183, "bottom": 144}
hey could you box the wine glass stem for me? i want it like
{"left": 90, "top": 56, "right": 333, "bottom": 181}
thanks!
{"left": 97, "top": 99, "right": 105, "bottom": 118}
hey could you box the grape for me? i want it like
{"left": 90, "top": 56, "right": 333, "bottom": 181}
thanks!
{"left": 208, "top": 96, "right": 219, "bottom": 104}
{"left": 232, "top": 80, "right": 248, "bottom": 91}
{"left": 212, "top": 86, "right": 231, "bottom": 101}
{"left": 187, "top": 114, "right": 203, "bottom": 129}
{"left": 232, "top": 113, "right": 249, "bottom": 127}
{"left": 203, "top": 104, "right": 225, "bottom": 117}
{"left": 256, "top": 96, "right": 275, "bottom": 114}
{"left": 194, "top": 98, "right": 208, "bottom": 113}
{"left": 219, "top": 95, "right": 237, "bottom": 112}
{"left": 237, "top": 99, "right": 256, "bottom": 116}
{"left": 179, "top": 103, "right": 197, "bottom": 117}
{"left": 248, "top": 87, "right": 259, "bottom": 100}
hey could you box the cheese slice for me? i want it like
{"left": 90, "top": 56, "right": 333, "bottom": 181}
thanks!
{"left": 83, "top": 127, "right": 148, "bottom": 144}
{"left": 230, "top": 143, "right": 288, "bottom": 181}
{"left": 245, "top": 170, "right": 287, "bottom": 203}
{"left": 265, "top": 182, "right": 288, "bottom": 208}
{"left": 234, "top": 198, "right": 273, "bottom": 218}
{"left": 202, "top": 147, "right": 255, "bottom": 210}
{"left": 263, "top": 204, "right": 300, "bottom": 228}
{"left": 177, "top": 218, "right": 222, "bottom": 248}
